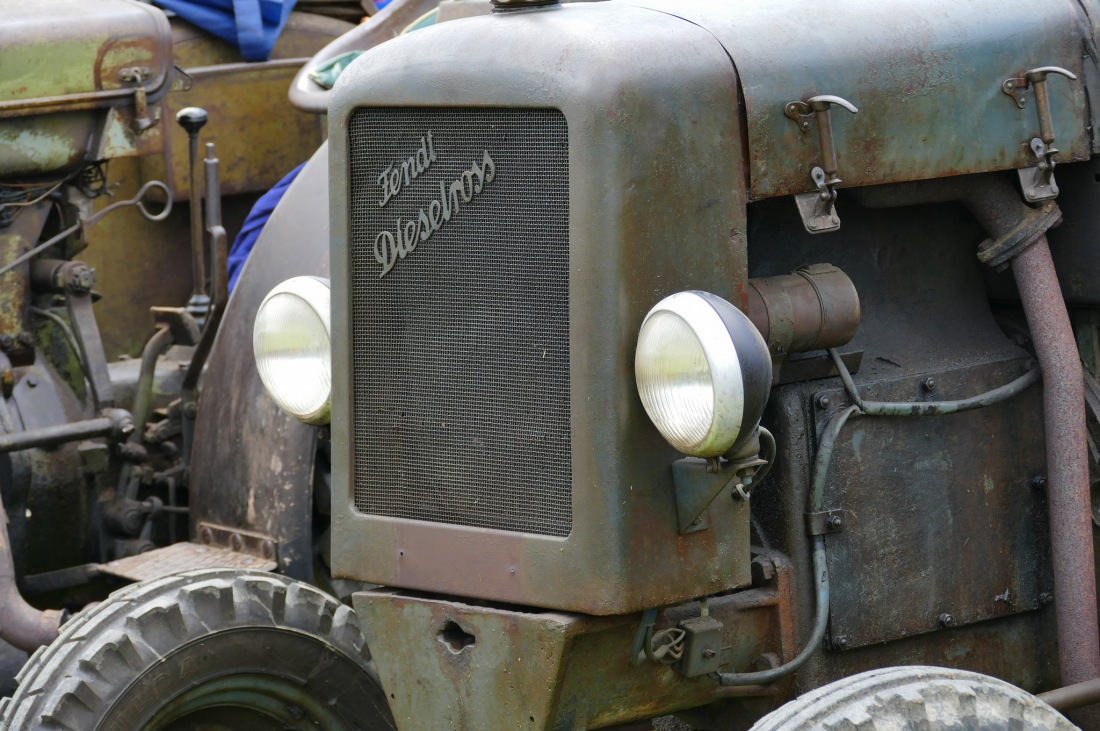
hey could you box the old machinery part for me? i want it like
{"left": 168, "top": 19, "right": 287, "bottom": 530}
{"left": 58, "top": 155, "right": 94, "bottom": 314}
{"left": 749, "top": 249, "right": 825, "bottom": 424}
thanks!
{"left": 785, "top": 95, "right": 858, "bottom": 234}
{"left": 1012, "top": 234, "right": 1100, "bottom": 691}
{"left": 1038, "top": 676, "right": 1100, "bottom": 713}
{"left": 180, "top": 141, "right": 230, "bottom": 463}
{"left": 253, "top": 276, "right": 333, "bottom": 426}
{"left": 851, "top": 172, "right": 1099, "bottom": 700}
{"left": 0, "top": 498, "right": 63, "bottom": 653}
{"left": 828, "top": 349, "right": 1041, "bottom": 417}
{"left": 204, "top": 142, "right": 228, "bottom": 306}
{"left": 718, "top": 351, "right": 1044, "bottom": 687}
{"left": 0, "top": 179, "right": 172, "bottom": 281}
{"left": 743, "top": 264, "right": 860, "bottom": 357}
{"left": 0, "top": 408, "right": 133, "bottom": 454}
{"left": 176, "top": 106, "right": 210, "bottom": 322}
{"left": 848, "top": 173, "right": 1059, "bottom": 271}
{"left": 750, "top": 666, "right": 1074, "bottom": 730}
{"left": 115, "top": 325, "right": 176, "bottom": 500}
{"left": 1002, "top": 66, "right": 1078, "bottom": 203}
{"left": 0, "top": 569, "right": 396, "bottom": 730}
{"left": 29, "top": 259, "right": 96, "bottom": 295}
{"left": 635, "top": 291, "right": 771, "bottom": 457}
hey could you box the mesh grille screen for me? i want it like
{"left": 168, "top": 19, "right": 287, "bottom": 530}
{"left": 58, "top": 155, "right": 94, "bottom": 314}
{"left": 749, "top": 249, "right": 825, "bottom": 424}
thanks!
{"left": 347, "top": 108, "right": 572, "bottom": 537}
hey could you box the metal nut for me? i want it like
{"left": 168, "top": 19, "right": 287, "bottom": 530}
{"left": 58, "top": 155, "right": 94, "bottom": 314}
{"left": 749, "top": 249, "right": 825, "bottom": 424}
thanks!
{"left": 816, "top": 394, "right": 832, "bottom": 408}
{"left": 1040, "top": 591, "right": 1054, "bottom": 605}
{"left": 831, "top": 635, "right": 850, "bottom": 650}
{"left": 938, "top": 612, "right": 956, "bottom": 627}
{"left": 1030, "top": 475, "right": 1048, "bottom": 491}
{"left": 922, "top": 377, "right": 937, "bottom": 392}
{"left": 829, "top": 515, "right": 844, "bottom": 529}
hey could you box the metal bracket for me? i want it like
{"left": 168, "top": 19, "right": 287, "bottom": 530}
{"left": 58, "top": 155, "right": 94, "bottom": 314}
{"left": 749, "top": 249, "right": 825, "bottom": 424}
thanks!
{"left": 671, "top": 458, "right": 740, "bottom": 534}
{"left": 197, "top": 522, "right": 278, "bottom": 563}
{"left": 1004, "top": 66, "right": 1077, "bottom": 203}
{"left": 786, "top": 95, "right": 858, "bottom": 234}
{"left": 118, "top": 66, "right": 160, "bottom": 132}
{"left": 806, "top": 508, "right": 846, "bottom": 536}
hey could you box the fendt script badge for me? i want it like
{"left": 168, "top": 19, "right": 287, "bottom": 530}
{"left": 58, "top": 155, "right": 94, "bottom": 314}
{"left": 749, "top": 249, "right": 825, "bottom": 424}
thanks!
{"left": 373, "top": 132, "right": 496, "bottom": 277}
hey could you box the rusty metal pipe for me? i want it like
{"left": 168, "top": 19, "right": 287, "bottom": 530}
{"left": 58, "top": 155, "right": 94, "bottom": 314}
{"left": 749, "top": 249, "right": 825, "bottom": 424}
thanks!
{"left": 0, "top": 409, "right": 133, "bottom": 454}
{"left": 0, "top": 498, "right": 63, "bottom": 652}
{"left": 743, "top": 264, "right": 860, "bottom": 355}
{"left": 1013, "top": 235, "right": 1100, "bottom": 688}
{"left": 1038, "top": 676, "right": 1100, "bottom": 712}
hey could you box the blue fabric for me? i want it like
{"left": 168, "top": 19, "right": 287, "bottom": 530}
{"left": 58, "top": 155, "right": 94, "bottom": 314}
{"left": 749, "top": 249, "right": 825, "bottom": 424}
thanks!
{"left": 228, "top": 163, "right": 305, "bottom": 292}
{"left": 154, "top": 0, "right": 298, "bottom": 61}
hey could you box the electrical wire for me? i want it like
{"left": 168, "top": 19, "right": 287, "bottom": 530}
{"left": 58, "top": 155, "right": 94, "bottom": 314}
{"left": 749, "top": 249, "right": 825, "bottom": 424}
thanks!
{"left": 713, "top": 351, "right": 1041, "bottom": 686}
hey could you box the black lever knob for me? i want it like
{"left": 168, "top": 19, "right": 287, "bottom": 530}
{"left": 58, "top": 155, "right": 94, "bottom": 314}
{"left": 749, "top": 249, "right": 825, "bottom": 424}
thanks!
{"left": 176, "top": 107, "right": 209, "bottom": 136}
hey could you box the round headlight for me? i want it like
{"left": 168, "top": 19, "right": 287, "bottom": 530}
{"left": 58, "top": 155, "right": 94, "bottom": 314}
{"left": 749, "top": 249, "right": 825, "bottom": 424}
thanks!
{"left": 635, "top": 291, "right": 772, "bottom": 457}
{"left": 253, "top": 276, "right": 332, "bottom": 425}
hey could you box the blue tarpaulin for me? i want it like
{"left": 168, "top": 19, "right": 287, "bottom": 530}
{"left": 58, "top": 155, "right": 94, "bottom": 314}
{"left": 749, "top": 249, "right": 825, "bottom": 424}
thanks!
{"left": 154, "top": 0, "right": 299, "bottom": 61}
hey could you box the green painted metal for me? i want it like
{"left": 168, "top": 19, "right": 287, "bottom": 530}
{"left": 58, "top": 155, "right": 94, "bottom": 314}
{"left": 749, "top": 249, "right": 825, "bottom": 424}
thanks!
{"left": 329, "top": 2, "right": 752, "bottom": 616}
{"left": 629, "top": 0, "right": 1094, "bottom": 200}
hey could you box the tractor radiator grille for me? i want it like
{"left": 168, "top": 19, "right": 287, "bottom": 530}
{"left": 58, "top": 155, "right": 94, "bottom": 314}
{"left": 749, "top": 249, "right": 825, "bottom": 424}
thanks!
{"left": 347, "top": 107, "right": 572, "bottom": 537}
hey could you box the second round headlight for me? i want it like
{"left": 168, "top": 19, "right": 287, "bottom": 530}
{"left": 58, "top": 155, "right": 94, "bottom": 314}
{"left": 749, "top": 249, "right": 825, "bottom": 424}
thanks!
{"left": 253, "top": 276, "right": 332, "bottom": 425}
{"left": 635, "top": 291, "right": 772, "bottom": 457}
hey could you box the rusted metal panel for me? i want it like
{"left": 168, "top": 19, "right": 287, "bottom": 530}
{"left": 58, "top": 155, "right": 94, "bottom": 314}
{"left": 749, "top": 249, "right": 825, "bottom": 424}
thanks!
{"left": 97, "top": 541, "right": 276, "bottom": 582}
{"left": 354, "top": 550, "right": 794, "bottom": 730}
{"left": 628, "top": 0, "right": 1093, "bottom": 200}
{"left": 329, "top": 2, "right": 752, "bottom": 616}
{"left": 0, "top": 0, "right": 171, "bottom": 116}
{"left": 814, "top": 357, "right": 1050, "bottom": 649}
{"left": 188, "top": 146, "right": 331, "bottom": 581}
{"left": 140, "top": 60, "right": 325, "bottom": 199}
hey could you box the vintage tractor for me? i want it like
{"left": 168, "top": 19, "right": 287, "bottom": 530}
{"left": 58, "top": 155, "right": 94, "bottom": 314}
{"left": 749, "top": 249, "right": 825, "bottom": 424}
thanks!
{"left": 5, "top": 0, "right": 1100, "bottom": 728}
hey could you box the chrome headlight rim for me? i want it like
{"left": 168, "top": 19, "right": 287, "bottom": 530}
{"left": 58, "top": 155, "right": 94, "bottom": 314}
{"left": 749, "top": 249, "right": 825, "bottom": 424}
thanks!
{"left": 635, "top": 290, "right": 772, "bottom": 458}
{"left": 253, "top": 275, "right": 332, "bottom": 425}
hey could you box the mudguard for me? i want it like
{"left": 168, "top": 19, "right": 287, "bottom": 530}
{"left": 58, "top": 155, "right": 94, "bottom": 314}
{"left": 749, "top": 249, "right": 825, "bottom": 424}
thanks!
{"left": 189, "top": 145, "right": 329, "bottom": 580}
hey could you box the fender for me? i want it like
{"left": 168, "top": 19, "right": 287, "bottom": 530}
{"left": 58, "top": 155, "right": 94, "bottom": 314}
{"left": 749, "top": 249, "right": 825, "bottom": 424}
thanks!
{"left": 189, "top": 145, "right": 329, "bottom": 580}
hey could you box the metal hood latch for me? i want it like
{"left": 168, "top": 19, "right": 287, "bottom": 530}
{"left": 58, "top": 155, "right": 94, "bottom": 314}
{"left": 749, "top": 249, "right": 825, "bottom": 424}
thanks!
{"left": 785, "top": 95, "right": 859, "bottom": 234}
{"left": 1003, "top": 66, "right": 1077, "bottom": 202}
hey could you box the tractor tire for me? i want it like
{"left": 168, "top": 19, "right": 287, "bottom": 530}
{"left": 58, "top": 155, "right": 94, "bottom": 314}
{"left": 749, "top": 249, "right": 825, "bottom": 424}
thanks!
{"left": 0, "top": 568, "right": 396, "bottom": 730}
{"left": 750, "top": 665, "right": 1076, "bottom": 731}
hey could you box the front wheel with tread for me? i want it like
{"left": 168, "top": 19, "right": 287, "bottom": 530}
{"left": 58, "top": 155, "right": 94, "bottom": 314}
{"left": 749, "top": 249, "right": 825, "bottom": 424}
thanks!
{"left": 750, "top": 665, "right": 1076, "bottom": 731}
{"left": 0, "top": 568, "right": 396, "bottom": 730}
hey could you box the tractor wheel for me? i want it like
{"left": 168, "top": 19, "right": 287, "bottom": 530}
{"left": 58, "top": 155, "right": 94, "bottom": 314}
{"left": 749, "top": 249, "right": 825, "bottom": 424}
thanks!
{"left": 0, "top": 568, "right": 396, "bottom": 730}
{"left": 750, "top": 665, "right": 1075, "bottom": 731}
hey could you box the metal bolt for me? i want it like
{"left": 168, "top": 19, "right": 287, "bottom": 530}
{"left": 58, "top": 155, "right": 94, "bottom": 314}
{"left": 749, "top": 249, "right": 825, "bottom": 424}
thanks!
{"left": 262, "top": 540, "right": 276, "bottom": 559}
{"left": 1040, "top": 591, "right": 1054, "bottom": 605}
{"left": 702, "top": 649, "right": 716, "bottom": 659}
{"left": 26, "top": 376, "right": 38, "bottom": 388}
{"left": 922, "top": 377, "right": 937, "bottom": 392}
{"left": 183, "top": 401, "right": 198, "bottom": 418}
{"left": 816, "top": 394, "right": 832, "bottom": 408}
{"left": 1030, "top": 475, "right": 1048, "bottom": 491}
{"left": 17, "top": 331, "right": 34, "bottom": 348}
{"left": 938, "top": 612, "right": 956, "bottom": 627}
{"left": 229, "top": 533, "right": 244, "bottom": 552}
{"left": 832, "top": 635, "right": 850, "bottom": 650}
{"left": 829, "top": 514, "right": 844, "bottom": 529}
{"left": 200, "top": 527, "right": 213, "bottom": 544}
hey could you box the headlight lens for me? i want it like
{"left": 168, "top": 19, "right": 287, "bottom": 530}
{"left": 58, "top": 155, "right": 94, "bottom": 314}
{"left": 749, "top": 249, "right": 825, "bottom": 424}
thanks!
{"left": 635, "top": 291, "right": 771, "bottom": 457}
{"left": 253, "top": 276, "right": 332, "bottom": 425}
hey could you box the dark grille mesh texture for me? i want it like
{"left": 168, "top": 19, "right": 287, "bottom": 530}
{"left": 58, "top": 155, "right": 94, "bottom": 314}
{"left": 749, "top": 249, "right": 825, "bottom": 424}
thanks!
{"left": 347, "top": 108, "right": 572, "bottom": 536}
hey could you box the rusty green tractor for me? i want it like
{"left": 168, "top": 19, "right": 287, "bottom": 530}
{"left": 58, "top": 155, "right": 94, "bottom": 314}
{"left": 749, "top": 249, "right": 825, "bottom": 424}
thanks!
{"left": 4, "top": 0, "right": 1100, "bottom": 728}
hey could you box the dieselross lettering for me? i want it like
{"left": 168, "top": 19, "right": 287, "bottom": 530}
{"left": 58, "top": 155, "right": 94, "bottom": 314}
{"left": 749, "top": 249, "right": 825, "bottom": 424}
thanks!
{"left": 372, "top": 149, "right": 496, "bottom": 277}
